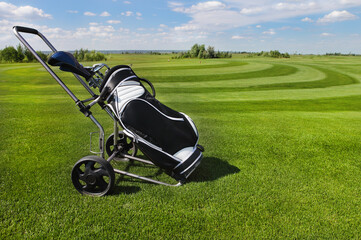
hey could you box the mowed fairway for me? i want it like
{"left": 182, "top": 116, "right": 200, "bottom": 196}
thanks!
{"left": 1, "top": 54, "right": 361, "bottom": 239}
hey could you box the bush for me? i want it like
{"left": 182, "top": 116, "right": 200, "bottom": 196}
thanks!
{"left": 0, "top": 44, "right": 50, "bottom": 63}
{"left": 246, "top": 50, "right": 290, "bottom": 58}
{"left": 16, "top": 44, "right": 25, "bottom": 62}
{"left": 36, "top": 51, "right": 48, "bottom": 62}
{"left": 74, "top": 49, "right": 107, "bottom": 62}
{"left": 24, "top": 48, "right": 35, "bottom": 62}
{"left": 174, "top": 44, "right": 232, "bottom": 59}
{"left": 1, "top": 46, "right": 18, "bottom": 62}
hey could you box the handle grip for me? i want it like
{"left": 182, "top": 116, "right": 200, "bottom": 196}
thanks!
{"left": 13, "top": 26, "right": 38, "bottom": 35}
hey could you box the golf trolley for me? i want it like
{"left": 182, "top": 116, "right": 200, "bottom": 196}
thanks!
{"left": 13, "top": 26, "right": 204, "bottom": 196}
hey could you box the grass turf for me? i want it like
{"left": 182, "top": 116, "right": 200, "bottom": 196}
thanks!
{"left": 1, "top": 54, "right": 361, "bottom": 239}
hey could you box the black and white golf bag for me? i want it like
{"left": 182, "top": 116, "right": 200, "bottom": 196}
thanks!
{"left": 99, "top": 65, "right": 203, "bottom": 181}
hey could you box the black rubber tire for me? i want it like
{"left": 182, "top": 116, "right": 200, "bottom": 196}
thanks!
{"left": 105, "top": 132, "right": 137, "bottom": 160}
{"left": 71, "top": 155, "right": 115, "bottom": 196}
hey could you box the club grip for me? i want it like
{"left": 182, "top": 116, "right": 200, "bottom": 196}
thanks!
{"left": 13, "top": 26, "right": 38, "bottom": 35}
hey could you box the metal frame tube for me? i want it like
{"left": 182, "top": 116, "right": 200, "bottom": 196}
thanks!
{"left": 89, "top": 115, "right": 105, "bottom": 158}
{"left": 117, "top": 154, "right": 154, "bottom": 165}
{"left": 13, "top": 27, "right": 79, "bottom": 102}
{"left": 13, "top": 26, "right": 107, "bottom": 157}
{"left": 113, "top": 169, "right": 182, "bottom": 186}
{"left": 72, "top": 73, "right": 98, "bottom": 97}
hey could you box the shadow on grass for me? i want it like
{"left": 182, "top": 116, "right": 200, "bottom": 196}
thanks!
{"left": 110, "top": 157, "right": 239, "bottom": 194}
{"left": 188, "top": 157, "right": 240, "bottom": 182}
{"left": 112, "top": 185, "right": 141, "bottom": 195}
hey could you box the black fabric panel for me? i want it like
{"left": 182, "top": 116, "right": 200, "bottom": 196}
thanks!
{"left": 99, "top": 65, "right": 132, "bottom": 92}
{"left": 136, "top": 141, "right": 202, "bottom": 182}
{"left": 139, "top": 91, "right": 198, "bottom": 140}
{"left": 121, "top": 99, "right": 198, "bottom": 155}
{"left": 99, "top": 65, "right": 139, "bottom": 101}
{"left": 100, "top": 70, "right": 137, "bottom": 100}
{"left": 141, "top": 91, "right": 184, "bottom": 119}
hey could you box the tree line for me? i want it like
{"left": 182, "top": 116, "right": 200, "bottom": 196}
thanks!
{"left": 0, "top": 45, "right": 48, "bottom": 63}
{"left": 0, "top": 45, "right": 107, "bottom": 63}
{"left": 325, "top": 52, "right": 361, "bottom": 56}
{"left": 73, "top": 49, "right": 107, "bottom": 61}
{"left": 173, "top": 44, "right": 232, "bottom": 59}
{"left": 249, "top": 50, "right": 290, "bottom": 58}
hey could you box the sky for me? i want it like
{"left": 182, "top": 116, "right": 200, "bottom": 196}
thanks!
{"left": 1, "top": 0, "right": 361, "bottom": 54}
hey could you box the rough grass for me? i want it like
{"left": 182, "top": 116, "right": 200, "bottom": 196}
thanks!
{"left": 1, "top": 54, "right": 361, "bottom": 239}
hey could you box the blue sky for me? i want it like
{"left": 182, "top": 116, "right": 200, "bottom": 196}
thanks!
{"left": 1, "top": 0, "right": 361, "bottom": 53}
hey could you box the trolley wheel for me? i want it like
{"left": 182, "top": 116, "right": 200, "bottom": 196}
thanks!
{"left": 71, "top": 155, "right": 115, "bottom": 196}
{"left": 105, "top": 131, "right": 137, "bottom": 160}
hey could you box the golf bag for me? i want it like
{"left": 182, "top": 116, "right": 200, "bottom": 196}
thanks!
{"left": 99, "top": 65, "right": 203, "bottom": 181}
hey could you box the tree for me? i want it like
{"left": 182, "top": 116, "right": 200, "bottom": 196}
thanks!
{"left": 190, "top": 44, "right": 200, "bottom": 58}
{"left": 197, "top": 44, "right": 206, "bottom": 59}
{"left": 207, "top": 46, "right": 215, "bottom": 58}
{"left": 24, "top": 48, "right": 35, "bottom": 62}
{"left": 78, "top": 48, "right": 88, "bottom": 61}
{"left": 73, "top": 50, "right": 79, "bottom": 60}
{"left": 270, "top": 50, "right": 281, "bottom": 58}
{"left": 1, "top": 46, "right": 18, "bottom": 62}
{"left": 36, "top": 51, "right": 48, "bottom": 62}
{"left": 16, "top": 44, "right": 25, "bottom": 62}
{"left": 172, "top": 44, "right": 232, "bottom": 59}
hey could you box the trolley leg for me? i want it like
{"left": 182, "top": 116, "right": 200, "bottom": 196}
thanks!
{"left": 113, "top": 169, "right": 182, "bottom": 186}
{"left": 89, "top": 114, "right": 105, "bottom": 158}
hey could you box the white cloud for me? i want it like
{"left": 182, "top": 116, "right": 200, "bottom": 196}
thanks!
{"left": 107, "top": 20, "right": 121, "bottom": 24}
{"left": 100, "top": 11, "right": 111, "bottom": 17}
{"left": 84, "top": 11, "right": 96, "bottom": 16}
{"left": 341, "top": 0, "right": 361, "bottom": 4}
{"left": 168, "top": 2, "right": 183, "bottom": 8}
{"left": 317, "top": 10, "right": 358, "bottom": 23}
{"left": 67, "top": 10, "right": 78, "bottom": 14}
{"left": 123, "top": 1, "right": 131, "bottom": 4}
{"left": 0, "top": 2, "right": 52, "bottom": 20}
{"left": 174, "top": 24, "right": 199, "bottom": 31}
{"left": 2, "top": 0, "right": 361, "bottom": 52}
{"left": 90, "top": 25, "right": 115, "bottom": 33}
{"left": 232, "top": 35, "right": 246, "bottom": 39}
{"left": 121, "top": 11, "right": 133, "bottom": 16}
{"left": 301, "top": 17, "right": 314, "bottom": 22}
{"left": 120, "top": 11, "right": 141, "bottom": 18}
{"left": 240, "top": 7, "right": 264, "bottom": 15}
{"left": 321, "top": 32, "right": 335, "bottom": 37}
{"left": 263, "top": 29, "right": 276, "bottom": 35}
{"left": 119, "top": 27, "right": 131, "bottom": 33}
{"left": 172, "top": 1, "right": 226, "bottom": 13}
{"left": 170, "top": 0, "right": 361, "bottom": 33}
{"left": 277, "top": 26, "right": 301, "bottom": 31}
{"left": 274, "top": 2, "right": 317, "bottom": 11}
{"left": 75, "top": 25, "right": 116, "bottom": 38}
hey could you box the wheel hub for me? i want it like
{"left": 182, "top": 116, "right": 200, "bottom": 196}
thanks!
{"left": 86, "top": 174, "right": 96, "bottom": 185}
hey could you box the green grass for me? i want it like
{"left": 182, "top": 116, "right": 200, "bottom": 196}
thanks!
{"left": 2, "top": 54, "right": 361, "bottom": 239}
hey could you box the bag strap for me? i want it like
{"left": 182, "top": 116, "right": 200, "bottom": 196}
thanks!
{"left": 139, "top": 78, "right": 156, "bottom": 97}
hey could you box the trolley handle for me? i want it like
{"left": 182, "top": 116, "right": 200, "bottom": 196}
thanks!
{"left": 13, "top": 25, "right": 98, "bottom": 101}
{"left": 13, "top": 26, "right": 38, "bottom": 35}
